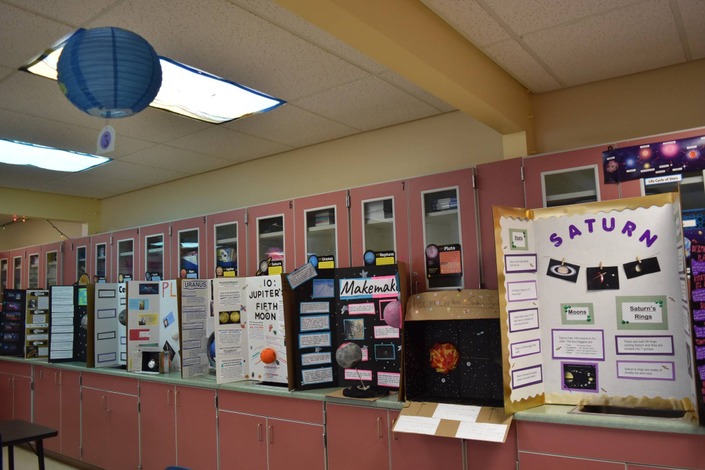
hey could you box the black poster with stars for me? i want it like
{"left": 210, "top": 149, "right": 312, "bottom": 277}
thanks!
{"left": 292, "top": 265, "right": 403, "bottom": 392}
{"left": 334, "top": 265, "right": 403, "bottom": 391}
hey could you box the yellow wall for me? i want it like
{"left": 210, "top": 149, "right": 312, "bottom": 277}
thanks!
{"left": 532, "top": 59, "right": 705, "bottom": 154}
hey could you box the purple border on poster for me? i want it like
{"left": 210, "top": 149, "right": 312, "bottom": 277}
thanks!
{"left": 615, "top": 335, "right": 674, "bottom": 356}
{"left": 616, "top": 360, "right": 676, "bottom": 380}
{"left": 510, "top": 338, "right": 541, "bottom": 359}
{"left": 560, "top": 361, "right": 599, "bottom": 393}
{"left": 504, "top": 254, "right": 538, "bottom": 274}
{"left": 551, "top": 329, "right": 605, "bottom": 361}
{"left": 508, "top": 308, "right": 540, "bottom": 333}
{"left": 511, "top": 364, "right": 543, "bottom": 389}
{"left": 507, "top": 280, "right": 538, "bottom": 302}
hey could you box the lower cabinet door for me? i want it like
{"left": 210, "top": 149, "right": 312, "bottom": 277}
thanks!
{"left": 139, "top": 381, "right": 176, "bottom": 470}
{"left": 266, "top": 417, "right": 325, "bottom": 470}
{"left": 326, "top": 404, "right": 390, "bottom": 470}
{"left": 219, "top": 410, "right": 267, "bottom": 470}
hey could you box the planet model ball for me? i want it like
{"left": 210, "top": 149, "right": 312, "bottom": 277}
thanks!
{"left": 425, "top": 244, "right": 439, "bottom": 259}
{"left": 230, "top": 311, "right": 241, "bottom": 323}
{"left": 335, "top": 342, "right": 363, "bottom": 369}
{"left": 219, "top": 311, "right": 229, "bottom": 324}
{"left": 383, "top": 300, "right": 402, "bottom": 329}
{"left": 363, "top": 250, "right": 376, "bottom": 265}
{"left": 260, "top": 348, "right": 277, "bottom": 364}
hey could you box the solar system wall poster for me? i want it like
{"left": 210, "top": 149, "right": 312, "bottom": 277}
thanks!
{"left": 603, "top": 134, "right": 705, "bottom": 184}
{"left": 494, "top": 193, "right": 699, "bottom": 420}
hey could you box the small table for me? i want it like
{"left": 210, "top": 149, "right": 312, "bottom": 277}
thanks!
{"left": 0, "top": 420, "right": 58, "bottom": 470}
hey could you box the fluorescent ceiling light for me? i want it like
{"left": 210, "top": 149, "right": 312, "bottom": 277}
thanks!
{"left": 0, "top": 138, "right": 110, "bottom": 172}
{"left": 21, "top": 33, "right": 285, "bottom": 123}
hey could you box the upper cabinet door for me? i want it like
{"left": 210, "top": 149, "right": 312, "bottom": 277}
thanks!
{"left": 246, "top": 200, "right": 294, "bottom": 276}
{"left": 170, "top": 217, "right": 207, "bottom": 280}
{"left": 294, "top": 190, "right": 350, "bottom": 269}
{"left": 476, "top": 158, "right": 525, "bottom": 290}
{"left": 10, "top": 248, "right": 24, "bottom": 289}
{"left": 25, "top": 245, "right": 42, "bottom": 289}
{"left": 90, "top": 233, "right": 112, "bottom": 283}
{"left": 112, "top": 228, "right": 139, "bottom": 283}
{"left": 43, "top": 241, "right": 63, "bottom": 288}
{"left": 523, "top": 147, "right": 620, "bottom": 209}
{"left": 0, "top": 254, "right": 8, "bottom": 291}
{"left": 140, "top": 223, "right": 170, "bottom": 281}
{"left": 63, "top": 236, "right": 90, "bottom": 285}
{"left": 408, "top": 168, "right": 480, "bottom": 293}
{"left": 206, "top": 208, "right": 246, "bottom": 279}
{"left": 349, "top": 180, "right": 409, "bottom": 270}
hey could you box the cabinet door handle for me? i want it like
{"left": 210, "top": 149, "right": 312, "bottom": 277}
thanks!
{"left": 377, "top": 417, "right": 383, "bottom": 439}
{"left": 268, "top": 425, "right": 274, "bottom": 444}
{"left": 39, "top": 369, "right": 43, "bottom": 380}
{"left": 257, "top": 423, "right": 263, "bottom": 442}
{"left": 167, "top": 389, "right": 173, "bottom": 406}
{"left": 55, "top": 371, "right": 61, "bottom": 386}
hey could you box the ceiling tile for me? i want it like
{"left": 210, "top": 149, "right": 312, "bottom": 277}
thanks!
{"left": 3, "top": 0, "right": 120, "bottom": 26}
{"left": 168, "top": 126, "right": 292, "bottom": 162}
{"left": 120, "top": 145, "right": 232, "bottom": 174}
{"left": 522, "top": 0, "right": 685, "bottom": 87}
{"left": 420, "top": 0, "right": 510, "bottom": 46}
{"left": 227, "top": 104, "right": 358, "bottom": 148}
{"left": 89, "top": 0, "right": 370, "bottom": 101}
{"left": 483, "top": 39, "right": 563, "bottom": 93}
{"left": 677, "top": 0, "right": 705, "bottom": 59}
{"left": 481, "top": 0, "right": 646, "bottom": 36}
{"left": 81, "top": 160, "right": 185, "bottom": 185}
{"left": 0, "top": 3, "right": 73, "bottom": 68}
{"left": 0, "top": 109, "right": 154, "bottom": 158}
{"left": 293, "top": 76, "right": 441, "bottom": 131}
{"left": 0, "top": 163, "right": 67, "bottom": 187}
{"left": 229, "top": 0, "right": 389, "bottom": 74}
{"left": 378, "top": 71, "right": 455, "bottom": 112}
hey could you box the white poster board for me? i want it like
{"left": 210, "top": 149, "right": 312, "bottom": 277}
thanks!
{"left": 93, "top": 283, "right": 126, "bottom": 368}
{"left": 213, "top": 278, "right": 247, "bottom": 384}
{"left": 495, "top": 194, "right": 697, "bottom": 415}
{"left": 179, "top": 280, "right": 210, "bottom": 379}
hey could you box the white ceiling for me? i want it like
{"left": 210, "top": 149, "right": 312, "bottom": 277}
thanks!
{"left": 0, "top": 0, "right": 702, "bottom": 213}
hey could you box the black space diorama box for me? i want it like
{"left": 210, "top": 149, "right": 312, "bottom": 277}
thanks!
{"left": 402, "top": 289, "right": 504, "bottom": 406}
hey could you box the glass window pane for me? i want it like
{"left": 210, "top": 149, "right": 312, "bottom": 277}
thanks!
{"left": 28, "top": 253, "right": 39, "bottom": 288}
{"left": 145, "top": 235, "right": 164, "bottom": 279}
{"left": 179, "top": 229, "right": 199, "bottom": 278}
{"left": 215, "top": 223, "right": 238, "bottom": 277}
{"left": 45, "top": 251, "right": 57, "bottom": 288}
{"left": 543, "top": 167, "right": 598, "bottom": 207}
{"left": 363, "top": 198, "right": 395, "bottom": 253}
{"left": 423, "top": 188, "right": 462, "bottom": 289}
{"left": 306, "top": 207, "right": 336, "bottom": 262}
{"left": 117, "top": 239, "right": 134, "bottom": 281}
{"left": 258, "top": 216, "right": 284, "bottom": 268}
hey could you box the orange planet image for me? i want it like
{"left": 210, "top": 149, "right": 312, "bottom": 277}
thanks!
{"left": 429, "top": 342, "right": 459, "bottom": 374}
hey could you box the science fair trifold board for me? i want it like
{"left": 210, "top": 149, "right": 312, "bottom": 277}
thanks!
{"left": 93, "top": 283, "right": 127, "bottom": 368}
{"left": 292, "top": 264, "right": 404, "bottom": 392}
{"left": 126, "top": 280, "right": 181, "bottom": 373}
{"left": 212, "top": 275, "right": 295, "bottom": 388}
{"left": 494, "top": 193, "right": 699, "bottom": 422}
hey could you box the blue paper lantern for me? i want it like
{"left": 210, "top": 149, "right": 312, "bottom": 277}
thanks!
{"left": 57, "top": 27, "right": 162, "bottom": 118}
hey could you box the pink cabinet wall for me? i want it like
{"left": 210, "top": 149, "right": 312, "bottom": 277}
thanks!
{"left": 170, "top": 216, "right": 207, "bottom": 280}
